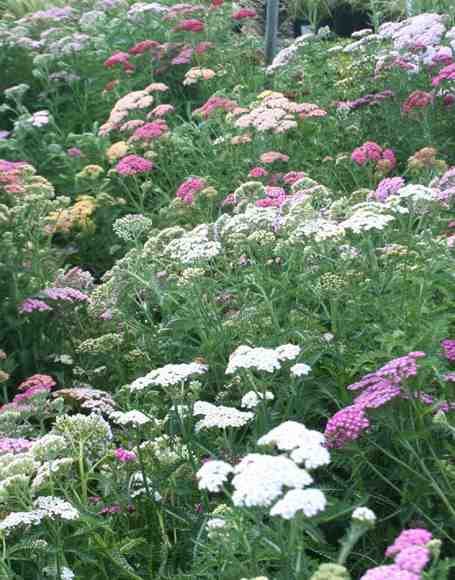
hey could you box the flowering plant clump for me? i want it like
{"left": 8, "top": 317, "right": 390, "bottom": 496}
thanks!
{"left": 0, "top": 1, "right": 455, "bottom": 578}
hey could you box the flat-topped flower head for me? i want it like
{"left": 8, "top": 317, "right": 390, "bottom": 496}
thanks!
{"left": 193, "top": 401, "right": 254, "bottom": 431}
{"left": 241, "top": 390, "right": 274, "bottom": 409}
{"left": 110, "top": 410, "right": 152, "bottom": 427}
{"left": 196, "top": 460, "right": 233, "bottom": 492}
{"left": 270, "top": 488, "right": 327, "bottom": 519}
{"left": 385, "top": 528, "right": 433, "bottom": 557}
{"left": 115, "top": 155, "right": 154, "bottom": 176}
{"left": 231, "top": 453, "right": 313, "bottom": 507}
{"left": 258, "top": 421, "right": 330, "bottom": 469}
{"left": 129, "top": 362, "right": 208, "bottom": 391}
{"left": 226, "top": 344, "right": 300, "bottom": 374}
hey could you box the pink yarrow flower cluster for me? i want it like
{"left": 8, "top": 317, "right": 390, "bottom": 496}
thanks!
{"left": 175, "top": 176, "right": 206, "bottom": 204}
{"left": 352, "top": 141, "right": 396, "bottom": 172}
{"left": 324, "top": 352, "right": 425, "bottom": 448}
{"left": 115, "top": 155, "right": 154, "bottom": 176}
{"left": 232, "top": 8, "right": 256, "bottom": 20}
{"left": 192, "top": 96, "right": 237, "bottom": 119}
{"left": 373, "top": 176, "right": 405, "bottom": 202}
{"left": 260, "top": 151, "right": 289, "bottom": 164}
{"left": 131, "top": 120, "right": 168, "bottom": 142}
{"left": 0, "top": 437, "right": 32, "bottom": 455}
{"left": 104, "top": 51, "right": 135, "bottom": 73}
{"left": 432, "top": 63, "right": 455, "bottom": 86}
{"left": 43, "top": 287, "right": 88, "bottom": 302}
{"left": 362, "top": 529, "right": 433, "bottom": 579}
{"left": 19, "top": 298, "right": 53, "bottom": 314}
{"left": 115, "top": 448, "right": 137, "bottom": 462}
{"left": 18, "top": 374, "right": 56, "bottom": 391}
{"left": 441, "top": 339, "right": 455, "bottom": 362}
{"left": 402, "top": 91, "right": 434, "bottom": 114}
{"left": 173, "top": 18, "right": 204, "bottom": 32}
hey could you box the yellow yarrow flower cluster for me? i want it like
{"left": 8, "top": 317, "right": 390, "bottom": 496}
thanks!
{"left": 47, "top": 195, "right": 97, "bottom": 234}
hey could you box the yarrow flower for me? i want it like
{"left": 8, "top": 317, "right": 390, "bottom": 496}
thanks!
{"left": 352, "top": 507, "right": 376, "bottom": 525}
{"left": 241, "top": 390, "right": 274, "bottom": 409}
{"left": 260, "top": 151, "right": 289, "bottom": 164}
{"left": 115, "top": 155, "right": 154, "bottom": 176}
{"left": 115, "top": 448, "right": 137, "bottom": 462}
{"left": 374, "top": 177, "right": 405, "bottom": 202}
{"left": 324, "top": 404, "right": 370, "bottom": 448}
{"left": 110, "top": 410, "right": 152, "bottom": 427}
{"left": 128, "top": 362, "right": 208, "bottom": 391}
{"left": 193, "top": 401, "right": 254, "bottom": 431}
{"left": 290, "top": 363, "right": 312, "bottom": 377}
{"left": 232, "top": 8, "right": 256, "bottom": 20}
{"left": 183, "top": 67, "right": 216, "bottom": 85}
{"left": 174, "top": 18, "right": 204, "bottom": 32}
{"left": 175, "top": 176, "right": 206, "bottom": 204}
{"left": 385, "top": 529, "right": 433, "bottom": 557}
{"left": 131, "top": 120, "right": 168, "bottom": 142}
{"left": 361, "top": 528, "right": 434, "bottom": 579}
{"left": 270, "top": 488, "right": 327, "bottom": 519}
{"left": 231, "top": 453, "right": 313, "bottom": 507}
{"left": 104, "top": 51, "right": 134, "bottom": 73}
{"left": 196, "top": 460, "right": 233, "bottom": 492}
{"left": 402, "top": 91, "right": 433, "bottom": 114}
{"left": 258, "top": 421, "right": 330, "bottom": 469}
{"left": 352, "top": 141, "right": 384, "bottom": 165}
{"left": 19, "top": 298, "right": 53, "bottom": 314}
{"left": 441, "top": 339, "right": 455, "bottom": 362}
{"left": 226, "top": 344, "right": 300, "bottom": 374}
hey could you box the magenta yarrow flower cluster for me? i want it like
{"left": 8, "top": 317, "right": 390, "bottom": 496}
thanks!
{"left": 131, "top": 120, "right": 168, "bottom": 142}
{"left": 352, "top": 141, "right": 396, "bottom": 172}
{"left": 362, "top": 528, "right": 433, "bottom": 579}
{"left": 175, "top": 176, "right": 206, "bottom": 204}
{"left": 43, "top": 287, "right": 88, "bottom": 302}
{"left": 19, "top": 298, "right": 52, "bottom": 314}
{"left": 115, "top": 448, "right": 137, "bottom": 462}
{"left": 337, "top": 90, "right": 394, "bottom": 112}
{"left": 192, "top": 95, "right": 237, "bottom": 120}
{"left": 373, "top": 176, "right": 405, "bottom": 202}
{"left": 173, "top": 18, "right": 204, "bottom": 33}
{"left": 324, "top": 352, "right": 425, "bottom": 448}
{"left": 441, "top": 339, "right": 455, "bottom": 362}
{"left": 115, "top": 155, "right": 154, "bottom": 176}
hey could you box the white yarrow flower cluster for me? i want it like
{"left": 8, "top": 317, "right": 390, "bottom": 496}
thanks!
{"left": 241, "top": 390, "right": 274, "bottom": 409}
{"left": 231, "top": 454, "right": 313, "bottom": 508}
{"left": 110, "top": 410, "right": 152, "bottom": 427}
{"left": 226, "top": 344, "right": 300, "bottom": 374}
{"left": 0, "top": 510, "right": 44, "bottom": 534}
{"left": 193, "top": 401, "right": 254, "bottom": 431}
{"left": 258, "top": 421, "right": 330, "bottom": 470}
{"left": 270, "top": 488, "right": 327, "bottom": 519}
{"left": 290, "top": 363, "right": 312, "bottom": 377}
{"left": 340, "top": 206, "right": 395, "bottom": 233}
{"left": 129, "top": 362, "right": 208, "bottom": 391}
{"left": 34, "top": 496, "right": 79, "bottom": 520}
{"left": 196, "top": 460, "right": 233, "bottom": 492}
{"left": 352, "top": 507, "right": 377, "bottom": 525}
{"left": 164, "top": 225, "right": 221, "bottom": 264}
{"left": 0, "top": 496, "right": 79, "bottom": 535}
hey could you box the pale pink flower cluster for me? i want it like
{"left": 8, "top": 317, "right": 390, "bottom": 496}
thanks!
{"left": 234, "top": 92, "right": 326, "bottom": 134}
{"left": 378, "top": 13, "right": 447, "bottom": 51}
{"left": 361, "top": 528, "right": 433, "bottom": 579}
{"left": 182, "top": 67, "right": 216, "bottom": 86}
{"left": 99, "top": 86, "right": 157, "bottom": 136}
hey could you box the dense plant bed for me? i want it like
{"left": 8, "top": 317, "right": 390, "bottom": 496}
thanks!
{"left": 0, "top": 1, "right": 455, "bottom": 579}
